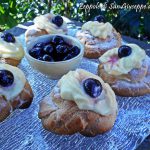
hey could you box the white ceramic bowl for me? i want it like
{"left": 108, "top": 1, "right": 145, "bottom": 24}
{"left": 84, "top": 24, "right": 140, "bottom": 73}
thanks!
{"left": 25, "top": 34, "right": 84, "bottom": 79}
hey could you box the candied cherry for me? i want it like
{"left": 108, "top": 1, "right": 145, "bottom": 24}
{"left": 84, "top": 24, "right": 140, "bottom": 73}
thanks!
{"left": 56, "top": 45, "right": 69, "bottom": 54}
{"left": 70, "top": 46, "right": 80, "bottom": 57}
{"left": 118, "top": 45, "right": 132, "bottom": 58}
{"left": 94, "top": 15, "right": 105, "bottom": 23}
{"left": 1, "top": 33, "right": 15, "bottom": 43}
{"left": 0, "top": 70, "right": 14, "bottom": 87}
{"left": 52, "top": 15, "right": 63, "bottom": 27}
{"left": 29, "top": 47, "right": 44, "bottom": 59}
{"left": 83, "top": 78, "right": 102, "bottom": 98}
{"left": 44, "top": 44, "right": 54, "bottom": 54}
{"left": 51, "top": 36, "right": 64, "bottom": 45}
{"left": 43, "top": 54, "right": 54, "bottom": 62}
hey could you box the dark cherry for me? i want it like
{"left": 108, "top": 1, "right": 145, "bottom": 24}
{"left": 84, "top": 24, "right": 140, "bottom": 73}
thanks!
{"left": 34, "top": 42, "right": 46, "bottom": 48}
{"left": 52, "top": 15, "right": 63, "bottom": 27}
{"left": 63, "top": 54, "right": 73, "bottom": 61}
{"left": 83, "top": 78, "right": 102, "bottom": 98}
{"left": 0, "top": 70, "right": 14, "bottom": 87}
{"left": 118, "top": 45, "right": 132, "bottom": 58}
{"left": 94, "top": 15, "right": 105, "bottom": 23}
{"left": 43, "top": 54, "right": 54, "bottom": 62}
{"left": 29, "top": 47, "right": 43, "bottom": 59}
{"left": 70, "top": 46, "right": 80, "bottom": 56}
{"left": 51, "top": 36, "right": 64, "bottom": 45}
{"left": 56, "top": 45, "right": 69, "bottom": 54}
{"left": 37, "top": 56, "right": 44, "bottom": 61}
{"left": 44, "top": 44, "right": 54, "bottom": 54}
{"left": 1, "top": 33, "right": 15, "bottom": 43}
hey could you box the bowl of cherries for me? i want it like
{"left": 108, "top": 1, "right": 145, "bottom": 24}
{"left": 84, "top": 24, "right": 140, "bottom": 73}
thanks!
{"left": 25, "top": 34, "right": 84, "bottom": 79}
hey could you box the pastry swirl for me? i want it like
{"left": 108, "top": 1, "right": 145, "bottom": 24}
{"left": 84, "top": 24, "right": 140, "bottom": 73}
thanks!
{"left": 98, "top": 44, "right": 150, "bottom": 96}
{"left": 39, "top": 69, "right": 118, "bottom": 136}
{"left": 99, "top": 44, "right": 146, "bottom": 76}
{"left": 76, "top": 22, "right": 121, "bottom": 59}
{"left": 0, "top": 64, "right": 34, "bottom": 122}
{"left": 34, "top": 13, "right": 67, "bottom": 34}
{"left": 0, "top": 33, "right": 24, "bottom": 60}
{"left": 25, "top": 13, "right": 68, "bottom": 43}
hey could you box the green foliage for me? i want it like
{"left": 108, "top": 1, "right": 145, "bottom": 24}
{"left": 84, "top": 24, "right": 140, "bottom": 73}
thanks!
{"left": 0, "top": 0, "right": 48, "bottom": 30}
{"left": 0, "top": 0, "right": 17, "bottom": 30}
{"left": 0, "top": 0, "right": 149, "bottom": 43}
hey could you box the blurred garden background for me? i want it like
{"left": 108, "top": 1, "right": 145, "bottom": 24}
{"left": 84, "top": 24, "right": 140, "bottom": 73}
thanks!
{"left": 0, "top": 0, "right": 150, "bottom": 43}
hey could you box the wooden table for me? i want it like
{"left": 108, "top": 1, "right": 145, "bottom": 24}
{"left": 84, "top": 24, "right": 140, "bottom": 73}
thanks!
{"left": 5, "top": 21, "right": 150, "bottom": 150}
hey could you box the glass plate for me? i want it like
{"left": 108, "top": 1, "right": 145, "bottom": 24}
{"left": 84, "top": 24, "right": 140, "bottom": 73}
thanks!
{"left": 0, "top": 30, "right": 150, "bottom": 150}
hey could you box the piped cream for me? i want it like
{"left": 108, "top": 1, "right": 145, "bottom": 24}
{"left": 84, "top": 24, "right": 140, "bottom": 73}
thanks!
{"left": 54, "top": 69, "right": 117, "bottom": 116}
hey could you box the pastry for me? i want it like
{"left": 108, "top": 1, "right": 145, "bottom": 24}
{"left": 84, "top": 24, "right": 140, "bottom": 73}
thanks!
{"left": 25, "top": 13, "right": 68, "bottom": 43}
{"left": 39, "top": 69, "right": 118, "bottom": 136}
{"left": 0, "top": 63, "right": 34, "bottom": 122}
{"left": 76, "top": 15, "right": 121, "bottom": 59}
{"left": 98, "top": 44, "right": 150, "bottom": 96}
{"left": 0, "top": 33, "right": 24, "bottom": 66}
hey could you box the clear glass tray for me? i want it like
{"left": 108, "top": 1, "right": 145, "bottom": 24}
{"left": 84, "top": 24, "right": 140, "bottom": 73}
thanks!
{"left": 0, "top": 30, "right": 150, "bottom": 150}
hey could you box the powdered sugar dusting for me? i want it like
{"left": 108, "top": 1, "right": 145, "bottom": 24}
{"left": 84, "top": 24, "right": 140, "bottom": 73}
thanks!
{"left": 76, "top": 30, "right": 118, "bottom": 50}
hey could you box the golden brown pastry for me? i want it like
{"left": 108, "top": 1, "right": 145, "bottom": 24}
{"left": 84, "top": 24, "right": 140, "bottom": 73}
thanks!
{"left": 25, "top": 13, "right": 68, "bottom": 43}
{"left": 76, "top": 20, "right": 121, "bottom": 59}
{"left": 0, "top": 33, "right": 24, "bottom": 66}
{"left": 98, "top": 44, "right": 150, "bottom": 96}
{"left": 0, "top": 64, "right": 34, "bottom": 122}
{"left": 39, "top": 69, "right": 118, "bottom": 136}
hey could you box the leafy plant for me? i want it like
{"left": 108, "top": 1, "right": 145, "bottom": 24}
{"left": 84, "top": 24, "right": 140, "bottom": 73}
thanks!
{"left": 0, "top": 0, "right": 48, "bottom": 30}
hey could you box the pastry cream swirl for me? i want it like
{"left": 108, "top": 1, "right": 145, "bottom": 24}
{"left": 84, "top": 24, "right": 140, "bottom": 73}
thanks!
{"left": 0, "top": 33, "right": 24, "bottom": 59}
{"left": 99, "top": 44, "right": 146, "bottom": 75}
{"left": 34, "top": 14, "right": 67, "bottom": 34}
{"left": 58, "top": 69, "right": 117, "bottom": 116}
{"left": 0, "top": 64, "right": 26, "bottom": 101}
{"left": 82, "top": 21, "right": 113, "bottom": 39}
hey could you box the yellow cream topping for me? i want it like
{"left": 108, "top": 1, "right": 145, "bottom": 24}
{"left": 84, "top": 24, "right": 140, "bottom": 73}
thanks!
{"left": 34, "top": 13, "right": 67, "bottom": 34}
{"left": 82, "top": 21, "right": 113, "bottom": 39}
{"left": 0, "top": 33, "right": 24, "bottom": 59}
{"left": 58, "top": 69, "right": 117, "bottom": 116}
{"left": 99, "top": 44, "right": 146, "bottom": 75}
{"left": 0, "top": 64, "right": 26, "bottom": 101}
